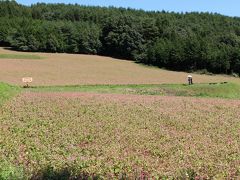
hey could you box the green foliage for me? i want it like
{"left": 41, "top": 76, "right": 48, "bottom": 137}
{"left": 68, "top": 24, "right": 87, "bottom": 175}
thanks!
{"left": 102, "top": 15, "right": 144, "bottom": 59}
{"left": 0, "top": 54, "right": 43, "bottom": 59}
{"left": 176, "top": 168, "right": 198, "bottom": 180}
{"left": 0, "top": 161, "right": 25, "bottom": 180}
{"left": 30, "top": 82, "right": 240, "bottom": 99}
{"left": 1, "top": 1, "right": 240, "bottom": 74}
{"left": 0, "top": 82, "right": 20, "bottom": 105}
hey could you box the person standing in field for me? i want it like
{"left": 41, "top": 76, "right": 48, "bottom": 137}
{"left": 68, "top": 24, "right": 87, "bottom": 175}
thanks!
{"left": 188, "top": 75, "right": 193, "bottom": 85}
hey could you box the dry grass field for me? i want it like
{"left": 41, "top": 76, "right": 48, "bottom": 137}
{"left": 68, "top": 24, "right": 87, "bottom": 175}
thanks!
{"left": 1, "top": 91, "right": 240, "bottom": 178}
{"left": 1, "top": 47, "right": 239, "bottom": 86}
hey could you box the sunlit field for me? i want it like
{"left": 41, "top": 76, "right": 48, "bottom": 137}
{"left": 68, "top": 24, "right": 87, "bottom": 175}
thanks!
{"left": 1, "top": 47, "right": 240, "bottom": 179}
{"left": 1, "top": 47, "right": 239, "bottom": 86}
{"left": 2, "top": 0, "right": 240, "bottom": 179}
{"left": 0, "top": 90, "right": 240, "bottom": 179}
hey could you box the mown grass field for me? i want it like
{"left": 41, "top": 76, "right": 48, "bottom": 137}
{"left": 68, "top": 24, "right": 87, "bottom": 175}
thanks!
{"left": 0, "top": 54, "right": 43, "bottom": 60}
{"left": 1, "top": 47, "right": 240, "bottom": 86}
{"left": 0, "top": 82, "right": 20, "bottom": 105}
{"left": 29, "top": 82, "right": 240, "bottom": 99}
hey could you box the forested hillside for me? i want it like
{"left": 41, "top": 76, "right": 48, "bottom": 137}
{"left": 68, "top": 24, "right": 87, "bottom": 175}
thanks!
{"left": 1, "top": 0, "right": 240, "bottom": 74}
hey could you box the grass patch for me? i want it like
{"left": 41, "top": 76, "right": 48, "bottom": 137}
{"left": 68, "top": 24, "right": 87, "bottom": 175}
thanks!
{"left": 29, "top": 82, "right": 240, "bottom": 99}
{"left": 0, "top": 83, "right": 20, "bottom": 105}
{"left": 0, "top": 54, "right": 43, "bottom": 60}
{"left": 0, "top": 161, "right": 25, "bottom": 180}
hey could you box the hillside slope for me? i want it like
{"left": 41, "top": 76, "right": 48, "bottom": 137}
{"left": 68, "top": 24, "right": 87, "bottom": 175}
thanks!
{"left": 1, "top": 1, "right": 240, "bottom": 75}
{"left": 0, "top": 48, "right": 239, "bottom": 86}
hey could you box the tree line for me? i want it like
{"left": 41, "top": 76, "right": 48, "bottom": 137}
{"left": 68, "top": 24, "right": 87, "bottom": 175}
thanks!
{"left": 1, "top": 0, "right": 240, "bottom": 75}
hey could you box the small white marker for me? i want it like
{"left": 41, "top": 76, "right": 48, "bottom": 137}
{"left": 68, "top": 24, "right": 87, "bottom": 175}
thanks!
{"left": 22, "top": 77, "right": 33, "bottom": 88}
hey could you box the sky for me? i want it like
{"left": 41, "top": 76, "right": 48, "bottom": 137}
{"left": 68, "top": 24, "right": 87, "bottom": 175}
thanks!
{"left": 16, "top": 0, "right": 240, "bottom": 17}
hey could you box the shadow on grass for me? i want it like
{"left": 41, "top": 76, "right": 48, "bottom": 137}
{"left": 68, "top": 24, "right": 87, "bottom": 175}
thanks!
{"left": 30, "top": 166, "right": 152, "bottom": 180}
{"left": 31, "top": 167, "right": 101, "bottom": 180}
{"left": 1, "top": 163, "right": 201, "bottom": 180}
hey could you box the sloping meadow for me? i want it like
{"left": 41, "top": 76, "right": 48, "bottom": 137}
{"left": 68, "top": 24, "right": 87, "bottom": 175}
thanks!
{"left": 1, "top": 92, "right": 240, "bottom": 179}
{"left": 1, "top": 47, "right": 240, "bottom": 86}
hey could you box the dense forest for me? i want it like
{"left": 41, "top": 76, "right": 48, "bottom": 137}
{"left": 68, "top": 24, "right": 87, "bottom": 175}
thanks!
{"left": 1, "top": 0, "right": 240, "bottom": 75}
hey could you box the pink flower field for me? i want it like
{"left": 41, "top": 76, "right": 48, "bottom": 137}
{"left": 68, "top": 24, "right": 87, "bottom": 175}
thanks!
{"left": 1, "top": 92, "right": 240, "bottom": 179}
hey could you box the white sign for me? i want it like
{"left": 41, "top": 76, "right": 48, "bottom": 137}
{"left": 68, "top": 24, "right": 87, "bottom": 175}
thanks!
{"left": 22, "top": 77, "right": 33, "bottom": 83}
